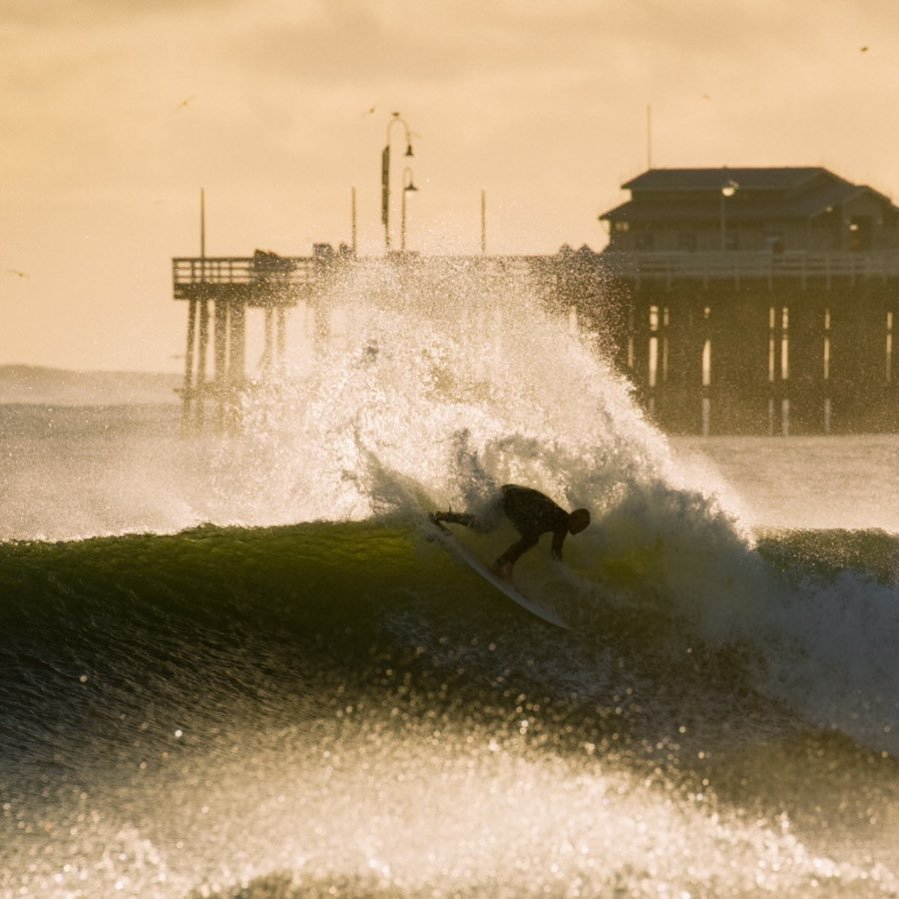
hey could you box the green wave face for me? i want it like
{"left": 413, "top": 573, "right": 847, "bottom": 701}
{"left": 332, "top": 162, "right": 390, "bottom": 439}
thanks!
{"left": 3, "top": 520, "right": 899, "bottom": 899}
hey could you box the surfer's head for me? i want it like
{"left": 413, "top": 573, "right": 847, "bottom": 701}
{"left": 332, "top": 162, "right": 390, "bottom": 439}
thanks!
{"left": 568, "top": 508, "right": 590, "bottom": 535}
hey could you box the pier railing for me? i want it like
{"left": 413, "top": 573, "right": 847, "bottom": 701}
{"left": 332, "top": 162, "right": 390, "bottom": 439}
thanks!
{"left": 464, "top": 249, "right": 899, "bottom": 285}
{"left": 172, "top": 256, "right": 319, "bottom": 300}
{"left": 172, "top": 253, "right": 546, "bottom": 302}
{"left": 599, "top": 250, "right": 899, "bottom": 288}
{"left": 174, "top": 251, "right": 899, "bottom": 297}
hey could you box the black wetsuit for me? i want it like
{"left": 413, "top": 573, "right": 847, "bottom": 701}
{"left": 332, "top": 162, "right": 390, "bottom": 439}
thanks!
{"left": 495, "top": 484, "right": 571, "bottom": 566}
{"left": 434, "top": 484, "right": 572, "bottom": 567}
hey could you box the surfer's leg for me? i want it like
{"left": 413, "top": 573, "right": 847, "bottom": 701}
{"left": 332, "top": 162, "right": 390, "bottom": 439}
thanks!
{"left": 493, "top": 533, "right": 539, "bottom": 575}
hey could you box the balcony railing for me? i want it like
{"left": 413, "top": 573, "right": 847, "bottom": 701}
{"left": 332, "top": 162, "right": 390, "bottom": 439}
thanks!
{"left": 600, "top": 250, "right": 899, "bottom": 286}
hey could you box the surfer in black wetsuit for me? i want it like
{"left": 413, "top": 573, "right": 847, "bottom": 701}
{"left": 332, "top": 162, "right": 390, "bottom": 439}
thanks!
{"left": 431, "top": 484, "right": 590, "bottom": 580}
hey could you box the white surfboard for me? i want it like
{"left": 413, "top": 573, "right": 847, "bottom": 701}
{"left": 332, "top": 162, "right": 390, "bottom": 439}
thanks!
{"left": 428, "top": 521, "right": 571, "bottom": 629}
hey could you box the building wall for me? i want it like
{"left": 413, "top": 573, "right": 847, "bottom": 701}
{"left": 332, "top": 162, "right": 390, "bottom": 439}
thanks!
{"left": 613, "top": 220, "right": 842, "bottom": 253}
{"left": 606, "top": 188, "right": 899, "bottom": 254}
{"left": 839, "top": 194, "right": 898, "bottom": 251}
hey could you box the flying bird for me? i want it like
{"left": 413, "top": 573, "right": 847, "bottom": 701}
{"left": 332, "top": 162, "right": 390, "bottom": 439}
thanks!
{"left": 860, "top": 46, "right": 869, "bottom": 52}
{"left": 8, "top": 269, "right": 27, "bottom": 278}
{"left": 175, "top": 95, "right": 196, "bottom": 111}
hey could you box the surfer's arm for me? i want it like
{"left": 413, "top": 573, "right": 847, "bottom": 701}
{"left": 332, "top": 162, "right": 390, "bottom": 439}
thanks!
{"left": 550, "top": 528, "right": 567, "bottom": 561}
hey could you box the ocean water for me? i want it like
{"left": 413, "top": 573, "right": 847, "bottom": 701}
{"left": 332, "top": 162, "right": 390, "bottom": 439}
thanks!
{"left": 2, "top": 261, "right": 899, "bottom": 898}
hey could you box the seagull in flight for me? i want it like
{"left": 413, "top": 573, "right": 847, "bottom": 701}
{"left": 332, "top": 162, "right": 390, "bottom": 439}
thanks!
{"left": 175, "top": 95, "right": 196, "bottom": 111}
{"left": 8, "top": 268, "right": 27, "bottom": 278}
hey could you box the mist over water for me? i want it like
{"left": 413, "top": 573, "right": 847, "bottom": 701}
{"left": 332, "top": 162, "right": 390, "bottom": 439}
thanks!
{"left": 2, "top": 259, "right": 899, "bottom": 897}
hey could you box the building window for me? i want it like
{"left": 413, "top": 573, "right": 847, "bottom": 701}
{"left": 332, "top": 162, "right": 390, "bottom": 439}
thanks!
{"left": 677, "top": 232, "right": 697, "bottom": 252}
{"left": 849, "top": 216, "right": 872, "bottom": 251}
{"left": 613, "top": 221, "right": 630, "bottom": 233}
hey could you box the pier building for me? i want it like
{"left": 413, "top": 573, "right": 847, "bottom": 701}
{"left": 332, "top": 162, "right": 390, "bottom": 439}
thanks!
{"left": 593, "top": 167, "right": 899, "bottom": 434}
{"left": 600, "top": 166, "right": 899, "bottom": 255}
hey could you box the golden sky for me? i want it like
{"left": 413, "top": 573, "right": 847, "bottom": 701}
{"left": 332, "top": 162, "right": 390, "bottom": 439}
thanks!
{"left": 3, "top": 0, "right": 899, "bottom": 371}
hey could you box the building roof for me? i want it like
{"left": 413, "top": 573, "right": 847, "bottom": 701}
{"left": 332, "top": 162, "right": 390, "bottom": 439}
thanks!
{"left": 621, "top": 167, "right": 841, "bottom": 192}
{"left": 601, "top": 167, "right": 898, "bottom": 222}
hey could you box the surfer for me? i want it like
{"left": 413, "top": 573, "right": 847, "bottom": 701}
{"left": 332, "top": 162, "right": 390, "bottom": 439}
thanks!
{"left": 431, "top": 484, "right": 590, "bottom": 580}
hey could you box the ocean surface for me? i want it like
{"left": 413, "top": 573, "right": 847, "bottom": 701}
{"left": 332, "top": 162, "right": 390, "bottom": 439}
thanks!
{"left": 2, "top": 266, "right": 899, "bottom": 898}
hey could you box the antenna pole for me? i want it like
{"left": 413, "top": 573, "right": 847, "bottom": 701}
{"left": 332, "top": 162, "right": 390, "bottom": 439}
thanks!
{"left": 200, "top": 187, "right": 206, "bottom": 258}
{"left": 351, "top": 186, "right": 357, "bottom": 255}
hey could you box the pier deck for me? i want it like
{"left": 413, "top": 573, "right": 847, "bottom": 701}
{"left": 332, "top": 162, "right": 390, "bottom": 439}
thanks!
{"left": 172, "top": 249, "right": 899, "bottom": 435}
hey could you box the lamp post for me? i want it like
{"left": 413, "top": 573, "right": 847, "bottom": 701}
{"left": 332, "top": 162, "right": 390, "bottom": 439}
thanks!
{"left": 720, "top": 178, "right": 739, "bottom": 252}
{"left": 381, "top": 112, "right": 414, "bottom": 252}
{"left": 401, "top": 167, "right": 418, "bottom": 252}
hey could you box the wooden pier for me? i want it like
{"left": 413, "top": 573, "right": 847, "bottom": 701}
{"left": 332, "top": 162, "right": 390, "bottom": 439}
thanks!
{"left": 172, "top": 247, "right": 899, "bottom": 436}
{"left": 581, "top": 250, "right": 899, "bottom": 435}
{"left": 174, "top": 246, "right": 338, "bottom": 431}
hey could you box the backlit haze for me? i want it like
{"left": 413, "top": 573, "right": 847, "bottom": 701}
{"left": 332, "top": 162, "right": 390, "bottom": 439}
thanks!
{"left": 3, "top": 0, "right": 899, "bottom": 372}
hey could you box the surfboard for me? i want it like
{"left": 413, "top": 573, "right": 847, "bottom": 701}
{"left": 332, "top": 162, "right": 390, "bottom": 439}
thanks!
{"left": 428, "top": 520, "right": 571, "bottom": 629}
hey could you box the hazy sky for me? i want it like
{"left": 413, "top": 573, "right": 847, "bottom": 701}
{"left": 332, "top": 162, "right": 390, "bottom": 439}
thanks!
{"left": 3, "top": 0, "right": 899, "bottom": 372}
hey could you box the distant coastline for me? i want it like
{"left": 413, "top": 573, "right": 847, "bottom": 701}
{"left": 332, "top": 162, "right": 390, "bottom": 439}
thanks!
{"left": 0, "top": 365, "right": 181, "bottom": 406}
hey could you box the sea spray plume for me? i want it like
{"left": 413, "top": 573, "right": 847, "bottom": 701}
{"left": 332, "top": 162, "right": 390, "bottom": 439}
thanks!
{"left": 213, "top": 255, "right": 842, "bottom": 705}
{"left": 589, "top": 477, "right": 737, "bottom": 644}
{"left": 203, "top": 366, "right": 373, "bottom": 525}
{"left": 227, "top": 258, "right": 869, "bottom": 733}
{"left": 595, "top": 474, "right": 899, "bottom": 757}
{"left": 754, "top": 561, "right": 899, "bottom": 757}
{"left": 206, "top": 257, "right": 783, "bottom": 655}
{"left": 213, "top": 255, "right": 674, "bottom": 527}
{"left": 447, "top": 428, "right": 500, "bottom": 517}
{"left": 216, "top": 256, "right": 764, "bottom": 590}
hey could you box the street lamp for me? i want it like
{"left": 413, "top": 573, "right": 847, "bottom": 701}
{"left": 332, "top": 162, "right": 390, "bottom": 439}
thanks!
{"left": 381, "top": 112, "right": 414, "bottom": 252}
{"left": 401, "top": 167, "right": 418, "bottom": 252}
{"left": 720, "top": 178, "right": 739, "bottom": 252}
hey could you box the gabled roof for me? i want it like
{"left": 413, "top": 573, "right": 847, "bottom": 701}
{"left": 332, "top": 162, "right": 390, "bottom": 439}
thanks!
{"left": 600, "top": 168, "right": 899, "bottom": 222}
{"left": 621, "top": 167, "right": 843, "bottom": 192}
